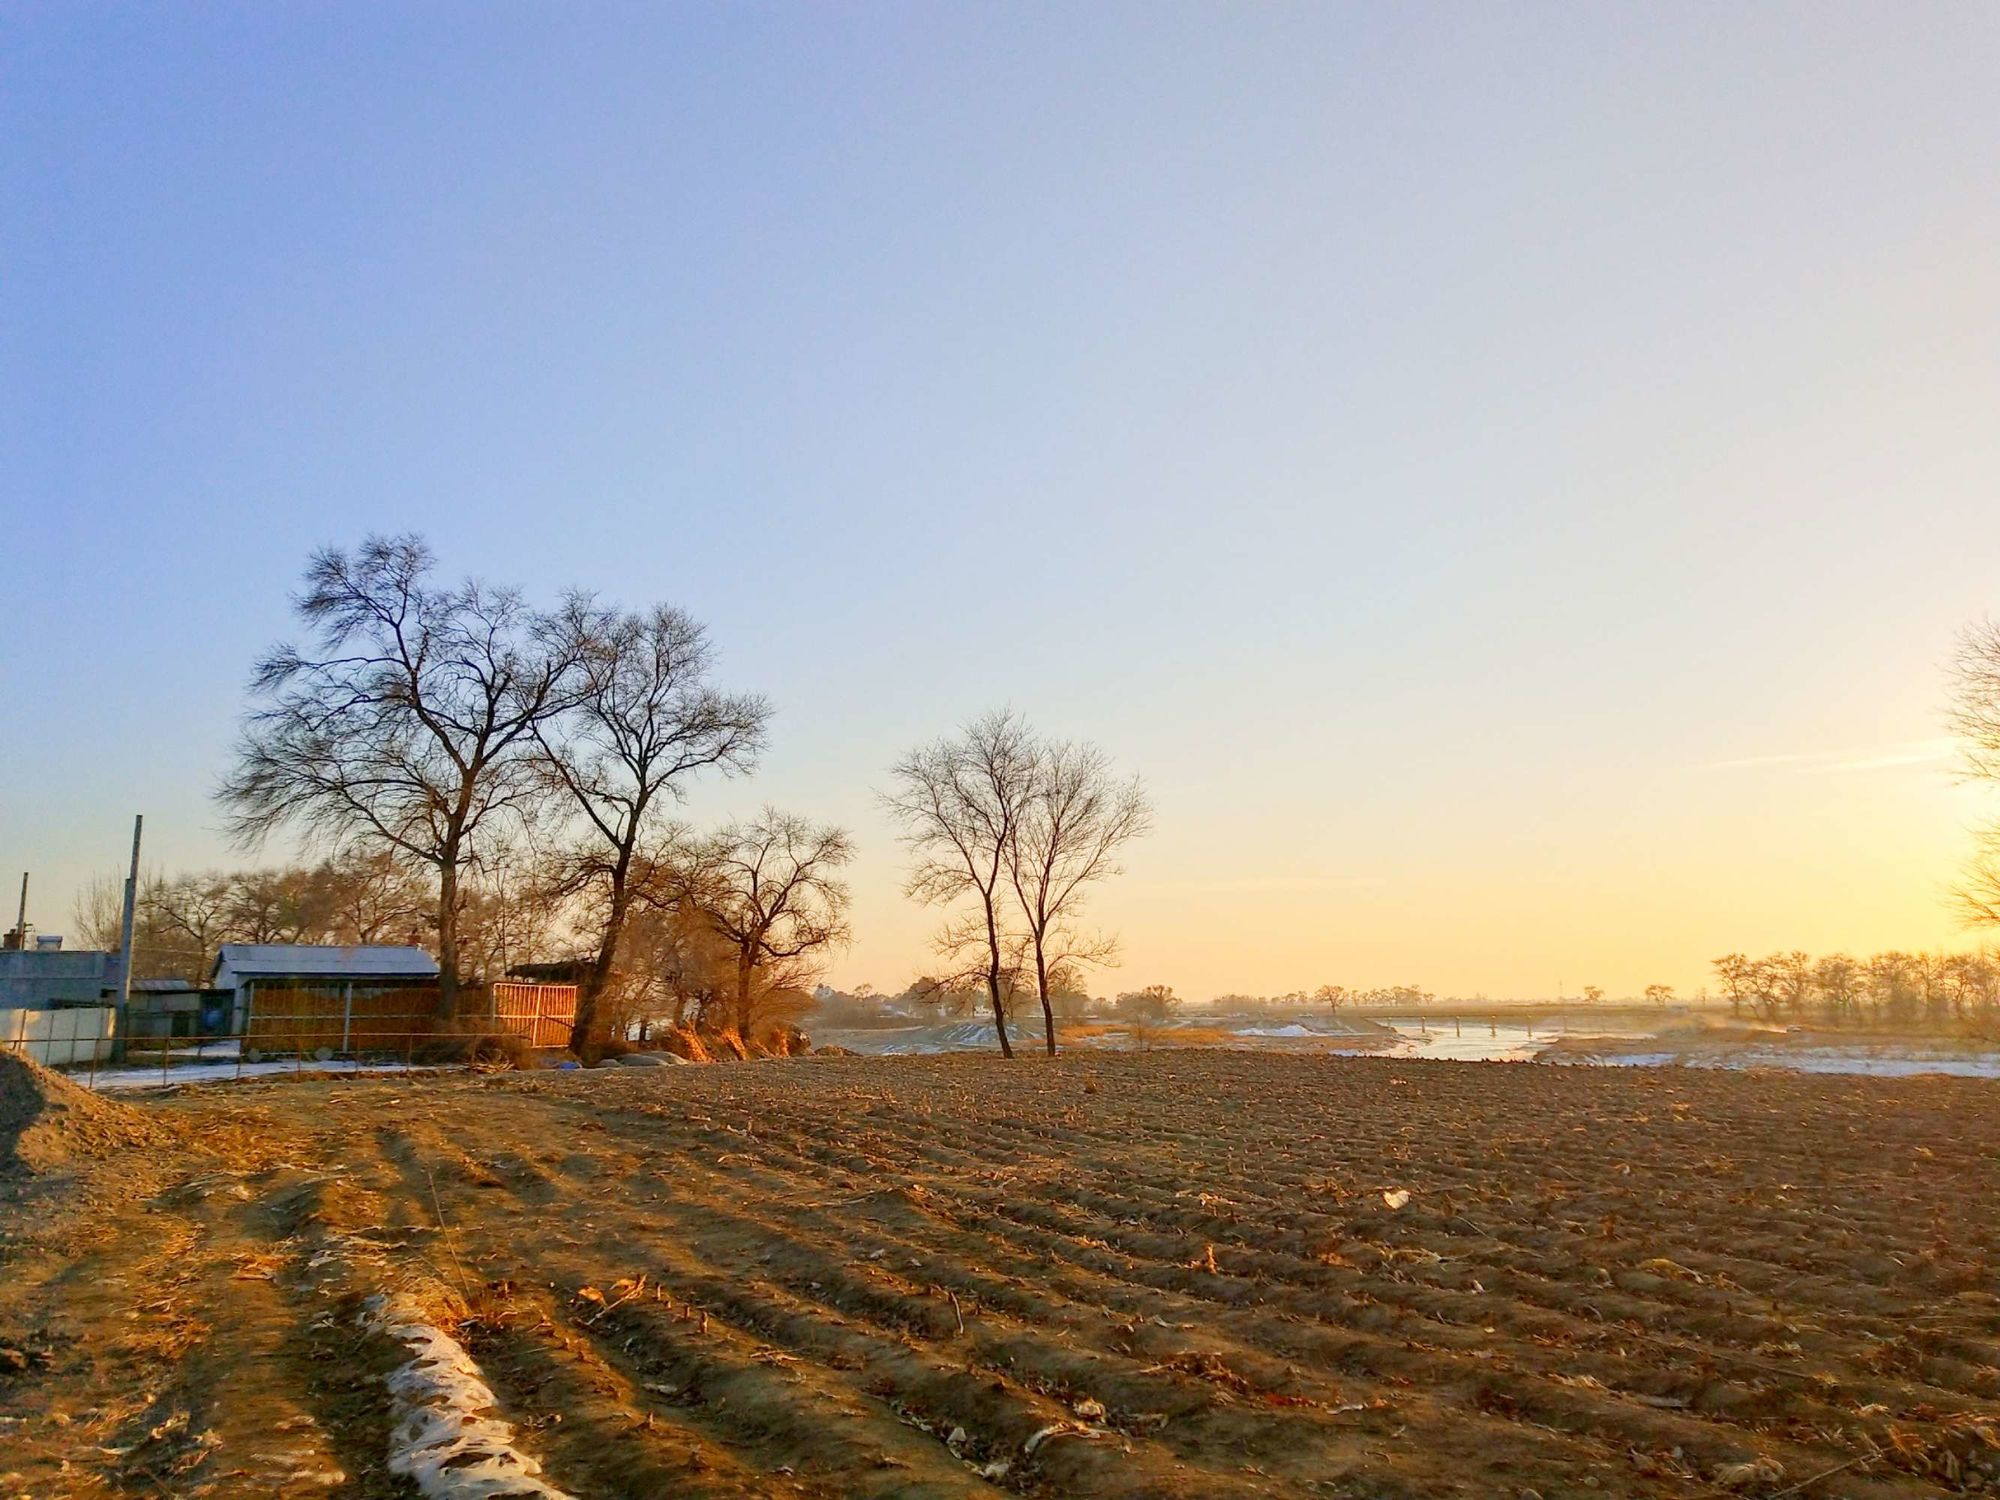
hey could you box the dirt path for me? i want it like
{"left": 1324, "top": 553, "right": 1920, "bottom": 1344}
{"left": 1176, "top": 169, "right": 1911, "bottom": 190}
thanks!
{"left": 3, "top": 1053, "right": 1997, "bottom": 1498}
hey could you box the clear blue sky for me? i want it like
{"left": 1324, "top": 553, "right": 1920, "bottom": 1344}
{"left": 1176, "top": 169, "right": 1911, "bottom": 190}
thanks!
{"left": 5, "top": 4, "right": 1998, "bottom": 996}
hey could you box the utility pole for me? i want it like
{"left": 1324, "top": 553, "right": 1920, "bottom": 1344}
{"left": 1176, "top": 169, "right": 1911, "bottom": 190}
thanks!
{"left": 10, "top": 873, "right": 24, "bottom": 948}
{"left": 116, "top": 816, "right": 143, "bottom": 1047}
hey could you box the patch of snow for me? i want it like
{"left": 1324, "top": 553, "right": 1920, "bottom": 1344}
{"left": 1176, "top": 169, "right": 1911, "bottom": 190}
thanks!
{"left": 362, "top": 1292, "right": 572, "bottom": 1499}
{"left": 1696, "top": 1049, "right": 2000, "bottom": 1079}
{"left": 81, "top": 1059, "right": 449, "bottom": 1092}
{"left": 1553, "top": 1047, "right": 2000, "bottom": 1079}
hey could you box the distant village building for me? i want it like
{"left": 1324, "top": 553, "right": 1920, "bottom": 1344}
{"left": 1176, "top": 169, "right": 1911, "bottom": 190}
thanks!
{"left": 0, "top": 941, "right": 122, "bottom": 1009}
{"left": 0, "top": 940, "right": 122, "bottom": 1065}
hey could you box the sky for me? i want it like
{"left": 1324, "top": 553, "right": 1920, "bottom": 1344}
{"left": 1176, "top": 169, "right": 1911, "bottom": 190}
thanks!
{"left": 4, "top": 3, "right": 1999, "bottom": 999}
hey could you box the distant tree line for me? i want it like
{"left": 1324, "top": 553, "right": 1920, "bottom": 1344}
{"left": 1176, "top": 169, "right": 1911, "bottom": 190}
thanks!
{"left": 1711, "top": 950, "right": 2000, "bottom": 1031}
{"left": 74, "top": 852, "right": 435, "bottom": 983}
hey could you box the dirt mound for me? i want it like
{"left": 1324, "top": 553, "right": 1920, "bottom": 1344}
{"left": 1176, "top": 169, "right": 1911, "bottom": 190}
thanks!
{"left": 0, "top": 1050, "right": 166, "bottom": 1174}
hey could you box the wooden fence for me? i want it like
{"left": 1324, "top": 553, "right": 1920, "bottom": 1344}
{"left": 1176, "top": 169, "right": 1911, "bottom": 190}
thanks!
{"left": 244, "top": 981, "right": 578, "bottom": 1052}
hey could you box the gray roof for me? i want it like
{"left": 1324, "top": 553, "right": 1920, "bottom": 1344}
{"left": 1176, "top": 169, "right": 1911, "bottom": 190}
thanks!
{"left": 211, "top": 944, "right": 440, "bottom": 988}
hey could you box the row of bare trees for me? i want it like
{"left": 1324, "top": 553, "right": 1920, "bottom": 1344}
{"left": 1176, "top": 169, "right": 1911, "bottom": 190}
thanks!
{"left": 74, "top": 852, "right": 434, "bottom": 982}
{"left": 883, "top": 710, "right": 1152, "bottom": 1057}
{"left": 1711, "top": 950, "right": 2000, "bottom": 1031}
{"left": 215, "top": 535, "right": 852, "bottom": 1045}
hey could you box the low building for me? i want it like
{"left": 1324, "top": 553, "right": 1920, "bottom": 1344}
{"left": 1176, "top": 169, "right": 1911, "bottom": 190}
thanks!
{"left": 211, "top": 943, "right": 442, "bottom": 1047}
{"left": 0, "top": 944, "right": 121, "bottom": 1009}
{"left": 125, "top": 978, "right": 235, "bottom": 1040}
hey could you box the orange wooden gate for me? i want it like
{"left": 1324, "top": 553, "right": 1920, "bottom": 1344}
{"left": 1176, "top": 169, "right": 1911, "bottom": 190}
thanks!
{"left": 487, "top": 982, "right": 578, "bottom": 1048}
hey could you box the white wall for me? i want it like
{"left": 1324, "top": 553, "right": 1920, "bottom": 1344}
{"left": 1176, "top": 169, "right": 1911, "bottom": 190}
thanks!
{"left": 0, "top": 1006, "right": 117, "bottom": 1066}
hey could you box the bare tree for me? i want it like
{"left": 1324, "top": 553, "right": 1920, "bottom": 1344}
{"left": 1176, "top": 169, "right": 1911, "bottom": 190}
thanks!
{"left": 145, "top": 872, "right": 238, "bottom": 977}
{"left": 454, "top": 853, "right": 561, "bottom": 986}
{"left": 317, "top": 849, "right": 432, "bottom": 945}
{"left": 217, "top": 535, "right": 585, "bottom": 1017}
{"left": 618, "top": 902, "right": 739, "bottom": 1033}
{"left": 226, "top": 866, "right": 332, "bottom": 943}
{"left": 1005, "top": 737, "right": 1151, "bottom": 1054}
{"left": 1949, "top": 621, "right": 2000, "bottom": 928}
{"left": 663, "top": 810, "right": 853, "bottom": 1038}
{"left": 72, "top": 872, "right": 192, "bottom": 982}
{"left": 883, "top": 710, "right": 1037, "bottom": 1057}
{"left": 535, "top": 605, "right": 768, "bottom": 1049}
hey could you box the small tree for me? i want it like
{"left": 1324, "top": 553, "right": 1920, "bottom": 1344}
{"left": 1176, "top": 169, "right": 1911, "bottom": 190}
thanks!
{"left": 1313, "top": 983, "right": 1348, "bottom": 1018}
{"left": 667, "top": 810, "right": 853, "bottom": 1038}
{"left": 1579, "top": 984, "right": 1605, "bottom": 1005}
{"left": 1114, "top": 983, "right": 1179, "bottom": 1050}
{"left": 1642, "top": 983, "right": 1674, "bottom": 1007}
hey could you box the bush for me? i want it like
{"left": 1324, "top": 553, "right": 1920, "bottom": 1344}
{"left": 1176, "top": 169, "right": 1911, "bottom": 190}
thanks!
{"left": 757, "top": 1024, "right": 812, "bottom": 1057}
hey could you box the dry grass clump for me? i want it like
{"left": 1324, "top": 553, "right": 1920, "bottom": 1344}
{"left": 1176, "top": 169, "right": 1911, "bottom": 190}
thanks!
{"left": 409, "top": 1027, "right": 535, "bottom": 1070}
{"left": 659, "top": 1026, "right": 712, "bottom": 1063}
{"left": 756, "top": 1024, "right": 812, "bottom": 1057}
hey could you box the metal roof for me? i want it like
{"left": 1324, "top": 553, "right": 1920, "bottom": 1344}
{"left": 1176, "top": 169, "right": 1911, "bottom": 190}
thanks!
{"left": 211, "top": 944, "right": 440, "bottom": 988}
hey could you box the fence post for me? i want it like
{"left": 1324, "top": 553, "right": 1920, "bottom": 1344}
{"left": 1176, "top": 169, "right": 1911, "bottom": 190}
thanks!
{"left": 341, "top": 981, "right": 354, "bottom": 1056}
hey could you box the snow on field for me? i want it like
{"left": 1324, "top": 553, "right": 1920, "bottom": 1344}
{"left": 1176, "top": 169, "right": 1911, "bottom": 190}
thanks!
{"left": 81, "top": 1058, "right": 449, "bottom": 1092}
{"left": 821, "top": 1013, "right": 2000, "bottom": 1080}
{"left": 64, "top": 1017, "right": 2000, "bottom": 1086}
{"left": 1570, "top": 1047, "right": 2000, "bottom": 1079}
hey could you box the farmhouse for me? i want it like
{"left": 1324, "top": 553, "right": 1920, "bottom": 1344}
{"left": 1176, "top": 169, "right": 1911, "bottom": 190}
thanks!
{"left": 207, "top": 943, "right": 579, "bottom": 1053}
{"left": 211, "top": 942, "right": 441, "bottom": 1044}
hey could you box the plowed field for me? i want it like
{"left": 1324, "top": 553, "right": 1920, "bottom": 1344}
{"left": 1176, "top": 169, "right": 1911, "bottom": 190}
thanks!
{"left": 3, "top": 1053, "right": 1997, "bottom": 1498}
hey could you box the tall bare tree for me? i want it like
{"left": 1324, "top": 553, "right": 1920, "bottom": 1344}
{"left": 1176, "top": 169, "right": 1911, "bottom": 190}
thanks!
{"left": 535, "top": 605, "right": 768, "bottom": 1048}
{"left": 883, "top": 710, "right": 1037, "bottom": 1058}
{"left": 1006, "top": 737, "right": 1151, "bottom": 1054}
{"left": 217, "top": 535, "right": 585, "bottom": 1017}
{"left": 663, "top": 810, "right": 853, "bottom": 1037}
